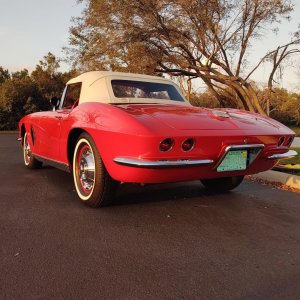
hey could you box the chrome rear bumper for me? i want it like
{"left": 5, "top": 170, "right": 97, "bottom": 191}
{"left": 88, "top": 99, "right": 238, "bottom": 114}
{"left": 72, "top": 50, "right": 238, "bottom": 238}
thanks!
{"left": 114, "top": 148, "right": 298, "bottom": 169}
{"left": 113, "top": 157, "right": 214, "bottom": 169}
{"left": 267, "top": 150, "right": 298, "bottom": 160}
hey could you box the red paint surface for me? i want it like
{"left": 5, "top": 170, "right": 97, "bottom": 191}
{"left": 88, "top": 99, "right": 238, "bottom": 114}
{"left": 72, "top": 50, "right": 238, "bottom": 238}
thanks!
{"left": 19, "top": 103, "right": 295, "bottom": 183}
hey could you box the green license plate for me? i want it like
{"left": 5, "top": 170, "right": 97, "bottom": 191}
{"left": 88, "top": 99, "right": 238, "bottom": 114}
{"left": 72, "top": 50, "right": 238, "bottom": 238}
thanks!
{"left": 217, "top": 150, "right": 248, "bottom": 172}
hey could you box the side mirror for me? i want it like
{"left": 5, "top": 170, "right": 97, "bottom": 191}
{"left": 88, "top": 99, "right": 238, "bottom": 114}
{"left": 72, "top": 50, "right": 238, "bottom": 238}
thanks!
{"left": 50, "top": 97, "right": 59, "bottom": 109}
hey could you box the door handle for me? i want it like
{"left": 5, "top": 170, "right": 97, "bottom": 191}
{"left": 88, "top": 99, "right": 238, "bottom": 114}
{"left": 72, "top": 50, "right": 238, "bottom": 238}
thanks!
{"left": 55, "top": 116, "right": 63, "bottom": 120}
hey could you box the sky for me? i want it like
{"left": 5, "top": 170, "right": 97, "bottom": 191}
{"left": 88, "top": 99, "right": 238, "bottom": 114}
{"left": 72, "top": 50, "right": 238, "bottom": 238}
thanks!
{"left": 0, "top": 0, "right": 299, "bottom": 90}
{"left": 0, "top": 0, "right": 84, "bottom": 71}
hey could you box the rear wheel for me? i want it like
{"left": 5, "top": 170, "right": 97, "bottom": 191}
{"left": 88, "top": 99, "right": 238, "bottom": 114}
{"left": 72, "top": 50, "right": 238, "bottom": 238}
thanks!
{"left": 201, "top": 176, "right": 244, "bottom": 191}
{"left": 23, "top": 132, "right": 42, "bottom": 169}
{"left": 73, "top": 133, "right": 116, "bottom": 207}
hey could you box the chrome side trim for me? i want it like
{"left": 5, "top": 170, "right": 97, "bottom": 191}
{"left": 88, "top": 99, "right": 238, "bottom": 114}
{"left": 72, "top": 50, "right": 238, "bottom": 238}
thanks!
{"left": 113, "top": 157, "right": 214, "bottom": 169}
{"left": 34, "top": 154, "right": 71, "bottom": 173}
{"left": 214, "top": 144, "right": 265, "bottom": 170}
{"left": 267, "top": 150, "right": 298, "bottom": 160}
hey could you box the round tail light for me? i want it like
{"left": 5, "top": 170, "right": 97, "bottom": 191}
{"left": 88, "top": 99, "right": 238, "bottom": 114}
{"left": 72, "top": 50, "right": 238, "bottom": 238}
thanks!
{"left": 182, "top": 138, "right": 195, "bottom": 152}
{"left": 285, "top": 136, "right": 294, "bottom": 147}
{"left": 278, "top": 136, "right": 285, "bottom": 147}
{"left": 159, "top": 138, "right": 174, "bottom": 152}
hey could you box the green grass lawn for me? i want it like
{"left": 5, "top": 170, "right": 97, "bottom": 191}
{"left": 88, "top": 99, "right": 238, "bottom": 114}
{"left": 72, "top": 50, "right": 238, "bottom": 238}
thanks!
{"left": 279, "top": 148, "right": 300, "bottom": 165}
{"left": 290, "top": 126, "right": 300, "bottom": 137}
{"left": 277, "top": 148, "right": 300, "bottom": 176}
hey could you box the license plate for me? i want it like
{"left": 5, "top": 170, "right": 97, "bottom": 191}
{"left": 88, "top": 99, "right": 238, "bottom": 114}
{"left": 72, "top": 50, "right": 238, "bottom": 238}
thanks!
{"left": 217, "top": 150, "right": 248, "bottom": 172}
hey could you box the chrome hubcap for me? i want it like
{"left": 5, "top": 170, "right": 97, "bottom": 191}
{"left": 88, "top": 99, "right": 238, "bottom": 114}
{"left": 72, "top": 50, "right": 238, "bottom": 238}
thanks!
{"left": 78, "top": 145, "right": 95, "bottom": 193}
{"left": 24, "top": 135, "right": 31, "bottom": 164}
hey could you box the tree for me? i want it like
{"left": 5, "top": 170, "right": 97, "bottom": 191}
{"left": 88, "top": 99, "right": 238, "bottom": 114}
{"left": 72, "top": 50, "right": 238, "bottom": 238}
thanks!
{"left": 31, "top": 52, "right": 65, "bottom": 100}
{"left": 247, "top": 38, "right": 300, "bottom": 115}
{"left": 37, "top": 52, "right": 60, "bottom": 76}
{"left": 0, "top": 54, "right": 78, "bottom": 130}
{"left": 0, "top": 67, "right": 10, "bottom": 85}
{"left": 0, "top": 73, "right": 43, "bottom": 118}
{"left": 258, "top": 87, "right": 300, "bottom": 125}
{"left": 31, "top": 53, "right": 78, "bottom": 101}
{"left": 189, "top": 90, "right": 220, "bottom": 108}
{"left": 67, "top": 0, "right": 300, "bottom": 114}
{"left": 11, "top": 69, "right": 30, "bottom": 80}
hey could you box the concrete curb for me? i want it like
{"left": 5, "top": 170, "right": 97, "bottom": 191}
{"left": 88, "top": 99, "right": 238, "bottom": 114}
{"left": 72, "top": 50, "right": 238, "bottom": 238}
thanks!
{"left": 251, "top": 170, "right": 300, "bottom": 190}
{"left": 292, "top": 137, "right": 300, "bottom": 148}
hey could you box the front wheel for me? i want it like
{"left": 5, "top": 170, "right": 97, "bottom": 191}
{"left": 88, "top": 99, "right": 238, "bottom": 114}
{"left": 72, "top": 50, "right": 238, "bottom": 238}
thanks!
{"left": 23, "top": 132, "right": 42, "bottom": 169}
{"left": 73, "top": 133, "right": 116, "bottom": 207}
{"left": 201, "top": 176, "right": 244, "bottom": 192}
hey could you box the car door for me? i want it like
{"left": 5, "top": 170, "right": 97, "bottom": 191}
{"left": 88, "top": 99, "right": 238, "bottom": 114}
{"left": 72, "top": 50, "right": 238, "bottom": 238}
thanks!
{"left": 37, "top": 83, "right": 82, "bottom": 162}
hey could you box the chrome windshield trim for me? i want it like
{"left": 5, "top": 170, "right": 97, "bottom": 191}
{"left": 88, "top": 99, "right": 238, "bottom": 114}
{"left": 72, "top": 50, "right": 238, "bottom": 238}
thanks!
{"left": 214, "top": 144, "right": 265, "bottom": 170}
{"left": 113, "top": 157, "right": 214, "bottom": 169}
{"left": 267, "top": 150, "right": 298, "bottom": 160}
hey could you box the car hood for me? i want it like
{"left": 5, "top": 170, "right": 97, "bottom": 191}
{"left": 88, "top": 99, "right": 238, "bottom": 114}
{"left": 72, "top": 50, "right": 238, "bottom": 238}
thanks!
{"left": 117, "top": 103, "right": 283, "bottom": 131}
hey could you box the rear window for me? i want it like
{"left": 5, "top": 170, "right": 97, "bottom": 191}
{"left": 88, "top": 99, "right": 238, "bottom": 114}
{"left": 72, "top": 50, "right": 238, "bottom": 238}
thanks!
{"left": 111, "top": 80, "right": 184, "bottom": 102}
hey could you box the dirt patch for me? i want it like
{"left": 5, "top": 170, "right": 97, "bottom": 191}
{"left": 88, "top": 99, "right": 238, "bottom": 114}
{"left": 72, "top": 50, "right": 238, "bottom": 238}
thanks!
{"left": 246, "top": 175, "right": 300, "bottom": 194}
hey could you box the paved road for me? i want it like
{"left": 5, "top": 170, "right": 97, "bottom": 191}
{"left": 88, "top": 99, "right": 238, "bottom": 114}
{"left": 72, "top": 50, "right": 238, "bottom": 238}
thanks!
{"left": 1, "top": 134, "right": 300, "bottom": 300}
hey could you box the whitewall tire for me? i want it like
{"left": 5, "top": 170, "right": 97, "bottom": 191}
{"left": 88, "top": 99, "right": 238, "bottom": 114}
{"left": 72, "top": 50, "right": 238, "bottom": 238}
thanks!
{"left": 73, "top": 133, "right": 116, "bottom": 207}
{"left": 23, "top": 132, "right": 42, "bottom": 169}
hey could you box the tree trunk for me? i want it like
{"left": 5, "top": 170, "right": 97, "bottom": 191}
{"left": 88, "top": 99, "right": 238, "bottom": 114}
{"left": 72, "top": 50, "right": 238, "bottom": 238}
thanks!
{"left": 246, "top": 83, "right": 267, "bottom": 115}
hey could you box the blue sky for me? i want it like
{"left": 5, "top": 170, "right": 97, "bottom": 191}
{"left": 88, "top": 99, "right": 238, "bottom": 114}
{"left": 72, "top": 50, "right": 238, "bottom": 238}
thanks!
{"left": 0, "top": 0, "right": 84, "bottom": 71}
{"left": 0, "top": 0, "right": 299, "bottom": 90}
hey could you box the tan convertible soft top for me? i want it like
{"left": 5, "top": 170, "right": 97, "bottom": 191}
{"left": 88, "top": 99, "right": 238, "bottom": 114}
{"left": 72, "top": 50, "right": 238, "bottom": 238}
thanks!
{"left": 67, "top": 71, "right": 188, "bottom": 105}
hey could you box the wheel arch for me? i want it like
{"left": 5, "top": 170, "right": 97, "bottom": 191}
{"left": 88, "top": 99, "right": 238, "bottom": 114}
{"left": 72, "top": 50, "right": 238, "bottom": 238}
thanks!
{"left": 67, "top": 128, "right": 88, "bottom": 167}
{"left": 20, "top": 123, "right": 26, "bottom": 144}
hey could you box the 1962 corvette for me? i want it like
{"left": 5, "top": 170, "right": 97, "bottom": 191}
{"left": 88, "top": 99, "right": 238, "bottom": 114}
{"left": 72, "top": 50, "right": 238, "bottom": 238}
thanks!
{"left": 18, "top": 71, "right": 297, "bottom": 207}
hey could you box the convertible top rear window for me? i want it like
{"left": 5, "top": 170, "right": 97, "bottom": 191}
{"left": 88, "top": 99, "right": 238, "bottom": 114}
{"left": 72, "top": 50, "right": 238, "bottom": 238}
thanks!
{"left": 111, "top": 80, "right": 184, "bottom": 102}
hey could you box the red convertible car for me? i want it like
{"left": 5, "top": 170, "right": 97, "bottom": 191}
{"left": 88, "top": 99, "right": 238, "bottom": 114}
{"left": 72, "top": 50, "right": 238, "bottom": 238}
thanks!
{"left": 18, "top": 71, "right": 297, "bottom": 207}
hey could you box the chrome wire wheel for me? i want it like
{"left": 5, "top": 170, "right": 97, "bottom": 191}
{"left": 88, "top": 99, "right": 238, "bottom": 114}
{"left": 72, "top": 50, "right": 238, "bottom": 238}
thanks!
{"left": 23, "top": 133, "right": 31, "bottom": 166}
{"left": 74, "top": 139, "right": 96, "bottom": 200}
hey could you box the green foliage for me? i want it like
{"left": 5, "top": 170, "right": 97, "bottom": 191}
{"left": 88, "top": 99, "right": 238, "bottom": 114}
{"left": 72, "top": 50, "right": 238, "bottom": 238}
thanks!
{"left": 0, "top": 53, "right": 77, "bottom": 130}
{"left": 0, "top": 67, "right": 10, "bottom": 84}
{"left": 0, "top": 49, "right": 299, "bottom": 131}
{"left": 11, "top": 69, "right": 30, "bottom": 80}
{"left": 257, "top": 88, "right": 300, "bottom": 125}
{"left": 0, "top": 108, "right": 11, "bottom": 130}
{"left": 190, "top": 87, "right": 300, "bottom": 128}
{"left": 189, "top": 91, "right": 220, "bottom": 108}
{"left": 279, "top": 148, "right": 300, "bottom": 165}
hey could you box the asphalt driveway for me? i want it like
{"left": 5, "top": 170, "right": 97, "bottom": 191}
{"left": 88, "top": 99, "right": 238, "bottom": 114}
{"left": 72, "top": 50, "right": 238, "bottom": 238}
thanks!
{"left": 0, "top": 134, "right": 300, "bottom": 299}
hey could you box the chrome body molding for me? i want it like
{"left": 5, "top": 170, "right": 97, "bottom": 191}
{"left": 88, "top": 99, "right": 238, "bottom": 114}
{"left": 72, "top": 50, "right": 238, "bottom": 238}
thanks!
{"left": 34, "top": 154, "right": 71, "bottom": 173}
{"left": 224, "top": 144, "right": 265, "bottom": 150}
{"left": 267, "top": 150, "right": 298, "bottom": 160}
{"left": 113, "top": 157, "right": 214, "bottom": 169}
{"left": 214, "top": 144, "right": 265, "bottom": 170}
